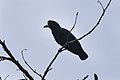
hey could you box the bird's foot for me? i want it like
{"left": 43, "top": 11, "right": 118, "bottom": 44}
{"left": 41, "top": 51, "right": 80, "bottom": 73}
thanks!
{"left": 64, "top": 42, "right": 69, "bottom": 47}
{"left": 58, "top": 48, "right": 66, "bottom": 53}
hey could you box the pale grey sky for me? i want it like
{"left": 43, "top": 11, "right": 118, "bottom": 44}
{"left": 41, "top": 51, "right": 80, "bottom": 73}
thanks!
{"left": 0, "top": 0, "right": 120, "bottom": 80}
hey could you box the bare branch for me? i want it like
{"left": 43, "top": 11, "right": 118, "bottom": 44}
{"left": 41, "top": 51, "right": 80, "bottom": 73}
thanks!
{"left": 104, "top": 0, "right": 112, "bottom": 11}
{"left": 0, "top": 40, "right": 16, "bottom": 60}
{"left": 68, "top": 0, "right": 112, "bottom": 44}
{"left": 0, "top": 40, "right": 34, "bottom": 80}
{"left": 42, "top": 49, "right": 61, "bottom": 80}
{"left": 42, "top": 16, "right": 80, "bottom": 78}
{"left": 42, "top": 0, "right": 111, "bottom": 79}
{"left": 4, "top": 75, "right": 10, "bottom": 80}
{"left": 70, "top": 12, "right": 79, "bottom": 32}
{"left": 0, "top": 56, "right": 11, "bottom": 61}
{"left": 0, "top": 75, "right": 10, "bottom": 80}
{"left": 0, "top": 0, "right": 111, "bottom": 80}
{"left": 97, "top": 0, "right": 104, "bottom": 10}
{"left": 21, "top": 49, "right": 42, "bottom": 78}
{"left": 82, "top": 75, "right": 89, "bottom": 80}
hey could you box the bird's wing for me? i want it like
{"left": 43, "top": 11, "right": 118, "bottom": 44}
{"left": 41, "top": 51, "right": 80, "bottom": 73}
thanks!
{"left": 60, "top": 28, "right": 82, "bottom": 52}
{"left": 60, "top": 28, "right": 77, "bottom": 41}
{"left": 60, "top": 28, "right": 88, "bottom": 60}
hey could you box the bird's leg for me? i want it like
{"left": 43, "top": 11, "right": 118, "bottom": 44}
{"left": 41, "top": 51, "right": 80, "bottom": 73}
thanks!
{"left": 58, "top": 47, "right": 66, "bottom": 53}
{"left": 58, "top": 41, "right": 69, "bottom": 53}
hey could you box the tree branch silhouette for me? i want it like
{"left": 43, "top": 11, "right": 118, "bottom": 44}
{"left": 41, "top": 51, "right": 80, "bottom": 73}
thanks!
{"left": 0, "top": 75, "right": 10, "bottom": 80}
{"left": 0, "top": 56, "right": 11, "bottom": 61}
{"left": 42, "top": 49, "right": 62, "bottom": 80}
{"left": 69, "top": 0, "right": 112, "bottom": 44}
{"left": 70, "top": 12, "right": 79, "bottom": 32}
{"left": 41, "top": 12, "right": 79, "bottom": 80}
{"left": 4, "top": 75, "right": 10, "bottom": 80}
{"left": 0, "top": 40, "right": 34, "bottom": 80}
{"left": 21, "top": 49, "right": 42, "bottom": 78}
{"left": 82, "top": 75, "right": 89, "bottom": 80}
{"left": 42, "top": 0, "right": 112, "bottom": 80}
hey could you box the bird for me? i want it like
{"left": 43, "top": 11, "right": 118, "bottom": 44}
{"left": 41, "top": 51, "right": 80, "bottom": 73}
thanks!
{"left": 44, "top": 20, "right": 88, "bottom": 60}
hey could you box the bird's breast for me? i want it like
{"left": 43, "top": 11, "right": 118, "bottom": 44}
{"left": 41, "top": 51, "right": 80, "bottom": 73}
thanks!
{"left": 52, "top": 29, "right": 67, "bottom": 46}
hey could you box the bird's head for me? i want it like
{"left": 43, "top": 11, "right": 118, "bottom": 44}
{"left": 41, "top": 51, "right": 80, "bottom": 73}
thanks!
{"left": 44, "top": 20, "right": 60, "bottom": 30}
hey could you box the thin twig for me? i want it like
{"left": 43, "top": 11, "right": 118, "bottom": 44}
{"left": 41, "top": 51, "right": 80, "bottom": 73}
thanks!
{"left": 0, "top": 56, "right": 11, "bottom": 61}
{"left": 42, "top": 49, "right": 61, "bottom": 80}
{"left": 104, "top": 0, "right": 112, "bottom": 11}
{"left": 97, "top": 0, "right": 104, "bottom": 10}
{"left": 68, "top": 0, "right": 112, "bottom": 44}
{"left": 82, "top": 75, "right": 89, "bottom": 80}
{"left": 42, "top": 13, "right": 79, "bottom": 80}
{"left": 21, "top": 49, "right": 42, "bottom": 78}
{"left": 70, "top": 12, "right": 79, "bottom": 32}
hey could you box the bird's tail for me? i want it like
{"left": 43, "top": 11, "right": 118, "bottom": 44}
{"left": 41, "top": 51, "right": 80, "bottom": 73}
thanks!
{"left": 78, "top": 50, "right": 88, "bottom": 60}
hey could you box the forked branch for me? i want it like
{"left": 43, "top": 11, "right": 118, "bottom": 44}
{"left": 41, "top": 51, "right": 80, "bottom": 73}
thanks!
{"left": 69, "top": 0, "right": 112, "bottom": 44}
{"left": 0, "top": 40, "right": 34, "bottom": 80}
{"left": 21, "top": 49, "right": 42, "bottom": 78}
{"left": 42, "top": 0, "right": 112, "bottom": 80}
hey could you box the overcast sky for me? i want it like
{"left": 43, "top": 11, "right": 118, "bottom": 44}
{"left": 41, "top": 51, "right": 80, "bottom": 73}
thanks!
{"left": 0, "top": 0, "right": 120, "bottom": 80}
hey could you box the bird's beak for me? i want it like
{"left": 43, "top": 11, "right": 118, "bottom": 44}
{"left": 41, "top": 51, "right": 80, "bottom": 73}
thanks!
{"left": 43, "top": 25, "right": 50, "bottom": 28}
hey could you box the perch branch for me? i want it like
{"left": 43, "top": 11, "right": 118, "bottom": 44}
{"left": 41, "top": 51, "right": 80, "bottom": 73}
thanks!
{"left": 42, "top": 12, "right": 79, "bottom": 80}
{"left": 42, "top": 49, "right": 61, "bottom": 80}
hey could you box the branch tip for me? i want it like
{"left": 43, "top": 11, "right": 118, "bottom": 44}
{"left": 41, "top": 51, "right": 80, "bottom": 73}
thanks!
{"left": 82, "top": 75, "right": 89, "bottom": 80}
{"left": 48, "top": 68, "right": 53, "bottom": 71}
{"left": 70, "top": 12, "right": 79, "bottom": 32}
{"left": 21, "top": 49, "right": 27, "bottom": 54}
{"left": 4, "top": 75, "right": 10, "bottom": 80}
{"left": 97, "top": 0, "right": 104, "bottom": 10}
{"left": 21, "top": 50, "right": 42, "bottom": 78}
{"left": 76, "top": 12, "right": 79, "bottom": 16}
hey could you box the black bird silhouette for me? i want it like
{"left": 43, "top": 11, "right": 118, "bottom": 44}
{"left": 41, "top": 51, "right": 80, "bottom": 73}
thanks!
{"left": 44, "top": 20, "right": 88, "bottom": 60}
